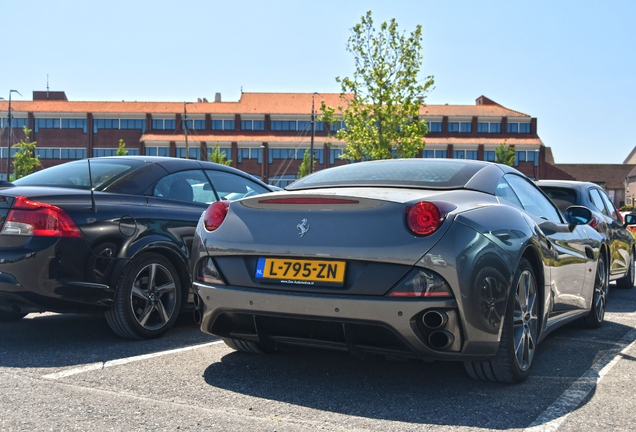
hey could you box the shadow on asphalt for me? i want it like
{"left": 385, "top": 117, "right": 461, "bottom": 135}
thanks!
{"left": 0, "top": 312, "right": 214, "bottom": 369}
{"left": 201, "top": 287, "right": 636, "bottom": 429}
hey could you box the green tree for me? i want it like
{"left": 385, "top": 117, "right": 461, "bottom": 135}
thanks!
{"left": 116, "top": 139, "right": 128, "bottom": 156}
{"left": 297, "top": 150, "right": 315, "bottom": 179}
{"left": 495, "top": 141, "right": 515, "bottom": 166}
{"left": 319, "top": 10, "right": 434, "bottom": 161}
{"left": 208, "top": 142, "right": 232, "bottom": 166}
{"left": 11, "top": 127, "right": 41, "bottom": 180}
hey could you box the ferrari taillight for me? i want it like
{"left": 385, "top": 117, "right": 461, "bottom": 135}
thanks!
{"left": 2, "top": 196, "right": 82, "bottom": 237}
{"left": 406, "top": 202, "right": 441, "bottom": 236}
{"left": 204, "top": 201, "right": 229, "bottom": 231}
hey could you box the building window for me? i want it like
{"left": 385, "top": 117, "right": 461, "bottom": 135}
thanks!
{"left": 145, "top": 147, "right": 170, "bottom": 157}
{"left": 514, "top": 151, "right": 539, "bottom": 166}
{"left": 269, "top": 148, "right": 297, "bottom": 163}
{"left": 61, "top": 119, "right": 87, "bottom": 133}
{"left": 508, "top": 123, "right": 531, "bottom": 133}
{"left": 484, "top": 151, "right": 496, "bottom": 162}
{"left": 241, "top": 120, "right": 254, "bottom": 130}
{"left": 238, "top": 148, "right": 262, "bottom": 163}
{"left": 455, "top": 150, "right": 478, "bottom": 160}
{"left": 210, "top": 119, "right": 235, "bottom": 130}
{"left": 330, "top": 148, "right": 343, "bottom": 164}
{"left": 61, "top": 148, "right": 87, "bottom": 159}
{"left": 478, "top": 122, "right": 501, "bottom": 133}
{"left": 449, "top": 122, "right": 471, "bottom": 133}
{"left": 330, "top": 121, "right": 346, "bottom": 131}
{"left": 460, "top": 123, "right": 472, "bottom": 133}
{"left": 182, "top": 119, "right": 205, "bottom": 130}
{"left": 1, "top": 148, "right": 19, "bottom": 159}
{"left": 271, "top": 121, "right": 297, "bottom": 131}
{"left": 253, "top": 120, "right": 264, "bottom": 131}
{"left": 176, "top": 147, "right": 201, "bottom": 159}
{"left": 34, "top": 148, "right": 60, "bottom": 159}
{"left": 269, "top": 174, "right": 298, "bottom": 188}
{"left": 34, "top": 118, "right": 60, "bottom": 132}
{"left": 120, "top": 119, "right": 146, "bottom": 131}
{"left": 152, "top": 119, "right": 176, "bottom": 130}
{"left": 1, "top": 118, "right": 28, "bottom": 129}
{"left": 297, "top": 121, "right": 324, "bottom": 132}
{"left": 94, "top": 119, "right": 119, "bottom": 133}
{"left": 448, "top": 122, "right": 459, "bottom": 133}
{"left": 93, "top": 148, "right": 140, "bottom": 157}
{"left": 428, "top": 122, "right": 442, "bottom": 132}
{"left": 422, "top": 150, "right": 448, "bottom": 158}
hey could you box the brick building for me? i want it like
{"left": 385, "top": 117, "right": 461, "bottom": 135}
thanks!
{"left": 0, "top": 91, "right": 557, "bottom": 186}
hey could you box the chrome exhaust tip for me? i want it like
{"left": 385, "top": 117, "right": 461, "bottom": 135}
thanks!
{"left": 428, "top": 330, "right": 455, "bottom": 350}
{"left": 422, "top": 310, "right": 448, "bottom": 329}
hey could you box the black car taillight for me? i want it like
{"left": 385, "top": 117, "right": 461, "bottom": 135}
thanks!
{"left": 197, "top": 257, "right": 224, "bottom": 285}
{"left": 1, "top": 196, "right": 82, "bottom": 237}
{"left": 387, "top": 268, "right": 453, "bottom": 298}
{"left": 204, "top": 201, "right": 229, "bottom": 231}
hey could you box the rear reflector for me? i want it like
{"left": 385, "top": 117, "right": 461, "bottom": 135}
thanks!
{"left": 204, "top": 201, "right": 230, "bottom": 231}
{"left": 387, "top": 268, "right": 453, "bottom": 298}
{"left": 258, "top": 198, "right": 359, "bottom": 204}
{"left": 2, "top": 196, "right": 82, "bottom": 237}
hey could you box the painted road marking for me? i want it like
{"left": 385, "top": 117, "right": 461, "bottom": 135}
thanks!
{"left": 42, "top": 340, "right": 223, "bottom": 380}
{"left": 525, "top": 328, "right": 636, "bottom": 432}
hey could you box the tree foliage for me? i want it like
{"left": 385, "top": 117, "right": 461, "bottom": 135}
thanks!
{"left": 116, "top": 139, "right": 128, "bottom": 156}
{"left": 297, "top": 150, "right": 315, "bottom": 179}
{"left": 11, "top": 127, "right": 41, "bottom": 180}
{"left": 495, "top": 142, "right": 515, "bottom": 166}
{"left": 208, "top": 142, "right": 232, "bottom": 166}
{"left": 319, "top": 10, "right": 434, "bottom": 161}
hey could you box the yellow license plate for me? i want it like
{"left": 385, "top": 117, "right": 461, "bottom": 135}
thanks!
{"left": 255, "top": 258, "right": 346, "bottom": 286}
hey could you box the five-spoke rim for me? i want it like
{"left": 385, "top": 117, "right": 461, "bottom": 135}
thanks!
{"left": 513, "top": 269, "right": 537, "bottom": 372}
{"left": 594, "top": 256, "right": 607, "bottom": 322}
{"left": 130, "top": 263, "right": 177, "bottom": 330}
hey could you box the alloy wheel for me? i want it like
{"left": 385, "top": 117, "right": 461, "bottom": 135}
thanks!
{"left": 594, "top": 257, "right": 608, "bottom": 322}
{"left": 513, "top": 269, "right": 538, "bottom": 372}
{"left": 129, "top": 263, "right": 177, "bottom": 330}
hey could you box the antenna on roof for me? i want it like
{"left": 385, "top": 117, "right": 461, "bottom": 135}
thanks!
{"left": 241, "top": 86, "right": 243, "bottom": 93}
{"left": 47, "top": 74, "right": 49, "bottom": 98}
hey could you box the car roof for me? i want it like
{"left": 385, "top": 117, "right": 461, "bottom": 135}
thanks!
{"left": 535, "top": 180, "right": 601, "bottom": 190}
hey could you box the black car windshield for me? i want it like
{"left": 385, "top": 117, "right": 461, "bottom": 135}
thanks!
{"left": 287, "top": 159, "right": 484, "bottom": 190}
{"left": 13, "top": 159, "right": 147, "bottom": 191}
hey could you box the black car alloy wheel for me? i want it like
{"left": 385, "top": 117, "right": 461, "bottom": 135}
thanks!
{"left": 616, "top": 250, "right": 635, "bottom": 289}
{"left": 106, "top": 253, "right": 182, "bottom": 339}
{"left": 582, "top": 253, "right": 608, "bottom": 328}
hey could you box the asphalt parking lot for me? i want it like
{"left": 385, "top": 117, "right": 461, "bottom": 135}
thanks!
{"left": 2, "top": 283, "right": 636, "bottom": 432}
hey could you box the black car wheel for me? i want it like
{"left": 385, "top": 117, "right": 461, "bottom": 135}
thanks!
{"left": 581, "top": 253, "right": 608, "bottom": 328}
{"left": 464, "top": 258, "right": 538, "bottom": 383}
{"left": 106, "top": 253, "right": 182, "bottom": 339}
{"left": 0, "top": 311, "right": 28, "bottom": 322}
{"left": 616, "top": 251, "right": 635, "bottom": 289}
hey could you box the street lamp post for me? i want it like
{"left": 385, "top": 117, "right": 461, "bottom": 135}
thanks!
{"left": 6, "top": 90, "right": 22, "bottom": 179}
{"left": 309, "top": 92, "right": 321, "bottom": 174}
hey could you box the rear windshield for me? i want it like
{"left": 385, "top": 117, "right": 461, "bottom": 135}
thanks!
{"left": 539, "top": 186, "right": 578, "bottom": 213}
{"left": 287, "top": 159, "right": 484, "bottom": 190}
{"left": 13, "top": 159, "right": 147, "bottom": 191}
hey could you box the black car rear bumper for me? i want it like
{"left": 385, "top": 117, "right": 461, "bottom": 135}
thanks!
{"left": 0, "top": 236, "right": 117, "bottom": 314}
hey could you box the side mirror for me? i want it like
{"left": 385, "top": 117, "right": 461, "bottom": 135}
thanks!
{"left": 565, "top": 205, "right": 593, "bottom": 225}
{"left": 625, "top": 213, "right": 636, "bottom": 226}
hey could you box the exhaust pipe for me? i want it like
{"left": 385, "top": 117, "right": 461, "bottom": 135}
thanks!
{"left": 422, "top": 310, "right": 448, "bottom": 329}
{"left": 428, "top": 330, "right": 455, "bottom": 350}
{"left": 193, "top": 294, "right": 203, "bottom": 325}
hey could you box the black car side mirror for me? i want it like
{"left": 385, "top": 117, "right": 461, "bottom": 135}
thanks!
{"left": 565, "top": 205, "right": 593, "bottom": 225}
{"left": 624, "top": 213, "right": 636, "bottom": 227}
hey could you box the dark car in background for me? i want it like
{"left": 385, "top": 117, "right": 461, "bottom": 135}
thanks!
{"left": 0, "top": 156, "right": 273, "bottom": 339}
{"left": 192, "top": 159, "right": 606, "bottom": 383}
{"left": 537, "top": 180, "right": 635, "bottom": 289}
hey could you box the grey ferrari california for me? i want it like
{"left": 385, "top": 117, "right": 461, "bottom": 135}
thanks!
{"left": 191, "top": 159, "right": 606, "bottom": 383}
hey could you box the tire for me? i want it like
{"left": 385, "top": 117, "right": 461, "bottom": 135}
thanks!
{"left": 0, "top": 311, "right": 27, "bottom": 322}
{"left": 222, "top": 337, "right": 270, "bottom": 354}
{"left": 106, "top": 253, "right": 182, "bottom": 339}
{"left": 464, "top": 258, "right": 538, "bottom": 383}
{"left": 581, "top": 253, "right": 608, "bottom": 329}
{"left": 616, "top": 251, "right": 635, "bottom": 289}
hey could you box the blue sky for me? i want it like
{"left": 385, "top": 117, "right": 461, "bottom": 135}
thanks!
{"left": 1, "top": 0, "right": 634, "bottom": 164}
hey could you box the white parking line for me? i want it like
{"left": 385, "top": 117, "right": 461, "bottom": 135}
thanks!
{"left": 525, "top": 328, "right": 636, "bottom": 432}
{"left": 42, "top": 340, "right": 223, "bottom": 380}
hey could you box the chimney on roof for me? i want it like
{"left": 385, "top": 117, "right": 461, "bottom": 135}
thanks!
{"left": 476, "top": 96, "right": 498, "bottom": 106}
{"left": 203, "top": 98, "right": 209, "bottom": 103}
{"left": 215, "top": 93, "right": 221, "bottom": 103}
{"left": 32, "top": 91, "right": 68, "bottom": 101}
{"left": 197, "top": 98, "right": 202, "bottom": 103}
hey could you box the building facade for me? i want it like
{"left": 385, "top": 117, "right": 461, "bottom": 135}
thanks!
{"left": 1, "top": 92, "right": 554, "bottom": 186}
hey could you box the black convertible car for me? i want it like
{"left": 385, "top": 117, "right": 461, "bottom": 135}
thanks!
{"left": 0, "top": 156, "right": 272, "bottom": 339}
{"left": 192, "top": 159, "right": 607, "bottom": 383}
